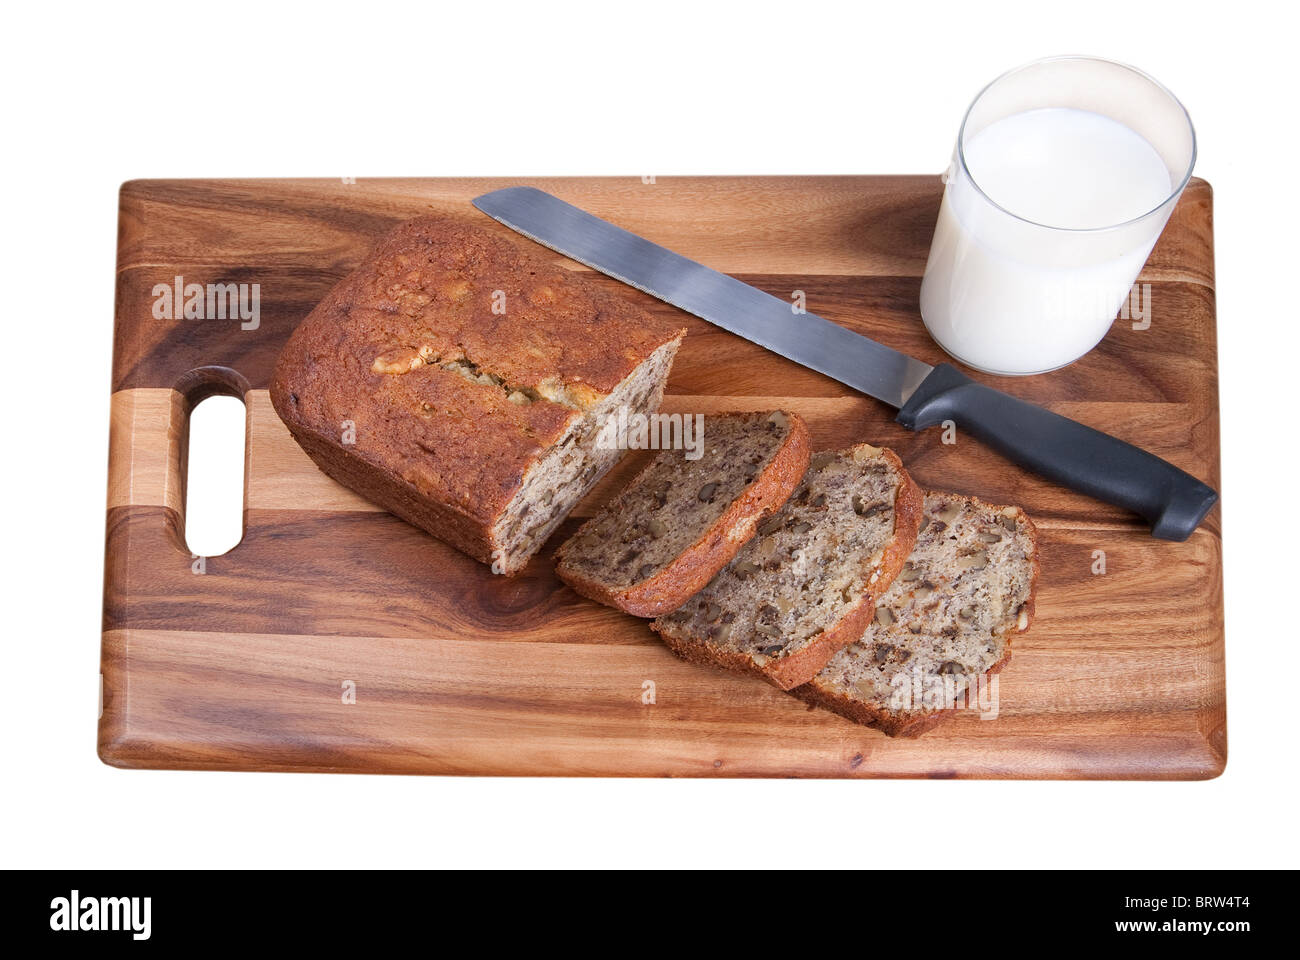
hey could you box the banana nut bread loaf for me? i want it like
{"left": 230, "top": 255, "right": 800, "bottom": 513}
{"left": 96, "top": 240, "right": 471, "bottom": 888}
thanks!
{"left": 795, "top": 492, "right": 1038, "bottom": 736}
{"left": 651, "top": 443, "right": 923, "bottom": 690}
{"left": 555, "top": 410, "right": 811, "bottom": 616}
{"left": 270, "top": 216, "right": 686, "bottom": 575}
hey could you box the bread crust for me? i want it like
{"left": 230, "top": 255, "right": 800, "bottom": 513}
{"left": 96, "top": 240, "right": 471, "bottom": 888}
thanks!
{"left": 652, "top": 446, "right": 924, "bottom": 691}
{"left": 793, "top": 500, "right": 1040, "bottom": 736}
{"left": 555, "top": 412, "right": 812, "bottom": 617}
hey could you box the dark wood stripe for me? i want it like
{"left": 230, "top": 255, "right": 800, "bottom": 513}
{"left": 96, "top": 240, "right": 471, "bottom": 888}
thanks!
{"left": 112, "top": 271, "right": 1218, "bottom": 403}
{"left": 105, "top": 505, "right": 1222, "bottom": 650}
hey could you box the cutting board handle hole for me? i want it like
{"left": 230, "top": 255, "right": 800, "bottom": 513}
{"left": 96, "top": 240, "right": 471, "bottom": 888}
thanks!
{"left": 183, "top": 394, "right": 246, "bottom": 557}
{"left": 172, "top": 367, "right": 250, "bottom": 558}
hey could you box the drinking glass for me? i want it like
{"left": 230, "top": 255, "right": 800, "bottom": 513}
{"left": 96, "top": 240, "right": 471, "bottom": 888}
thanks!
{"left": 918, "top": 56, "right": 1196, "bottom": 376}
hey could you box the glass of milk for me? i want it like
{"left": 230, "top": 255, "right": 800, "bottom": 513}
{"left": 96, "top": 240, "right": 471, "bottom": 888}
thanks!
{"left": 919, "top": 56, "right": 1196, "bottom": 376}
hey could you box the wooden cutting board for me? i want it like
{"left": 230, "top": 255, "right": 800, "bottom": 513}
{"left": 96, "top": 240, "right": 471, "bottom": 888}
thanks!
{"left": 100, "top": 176, "right": 1224, "bottom": 778}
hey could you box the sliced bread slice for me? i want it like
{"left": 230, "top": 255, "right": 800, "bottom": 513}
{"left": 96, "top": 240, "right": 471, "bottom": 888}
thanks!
{"left": 794, "top": 492, "right": 1039, "bottom": 736}
{"left": 650, "top": 443, "right": 923, "bottom": 690}
{"left": 555, "top": 410, "right": 811, "bottom": 617}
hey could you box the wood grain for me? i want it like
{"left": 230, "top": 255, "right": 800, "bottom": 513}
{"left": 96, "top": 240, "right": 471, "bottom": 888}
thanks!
{"left": 99, "top": 176, "right": 1225, "bottom": 778}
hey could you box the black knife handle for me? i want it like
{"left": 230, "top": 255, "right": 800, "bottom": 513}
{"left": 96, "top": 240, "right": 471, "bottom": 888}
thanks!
{"left": 896, "top": 364, "right": 1218, "bottom": 541}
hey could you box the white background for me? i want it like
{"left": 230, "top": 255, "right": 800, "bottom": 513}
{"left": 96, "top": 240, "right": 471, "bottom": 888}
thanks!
{"left": 3, "top": 0, "right": 1295, "bottom": 869}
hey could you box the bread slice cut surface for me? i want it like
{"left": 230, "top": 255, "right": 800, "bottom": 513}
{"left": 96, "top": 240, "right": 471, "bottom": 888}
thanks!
{"left": 555, "top": 410, "right": 811, "bottom": 617}
{"left": 651, "top": 443, "right": 922, "bottom": 690}
{"left": 795, "top": 492, "right": 1039, "bottom": 736}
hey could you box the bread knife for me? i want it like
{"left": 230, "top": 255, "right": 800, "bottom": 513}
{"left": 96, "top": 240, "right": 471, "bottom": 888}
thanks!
{"left": 472, "top": 186, "right": 1218, "bottom": 540}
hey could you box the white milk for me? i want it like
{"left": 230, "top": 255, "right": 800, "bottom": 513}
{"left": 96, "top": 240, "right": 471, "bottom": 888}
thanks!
{"left": 919, "top": 107, "right": 1174, "bottom": 375}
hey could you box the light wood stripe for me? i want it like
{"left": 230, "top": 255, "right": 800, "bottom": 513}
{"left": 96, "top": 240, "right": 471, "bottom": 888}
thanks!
{"left": 244, "top": 390, "right": 375, "bottom": 512}
{"left": 108, "top": 387, "right": 1214, "bottom": 534}
{"left": 107, "top": 388, "right": 186, "bottom": 514}
{"left": 99, "top": 626, "right": 1222, "bottom": 778}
